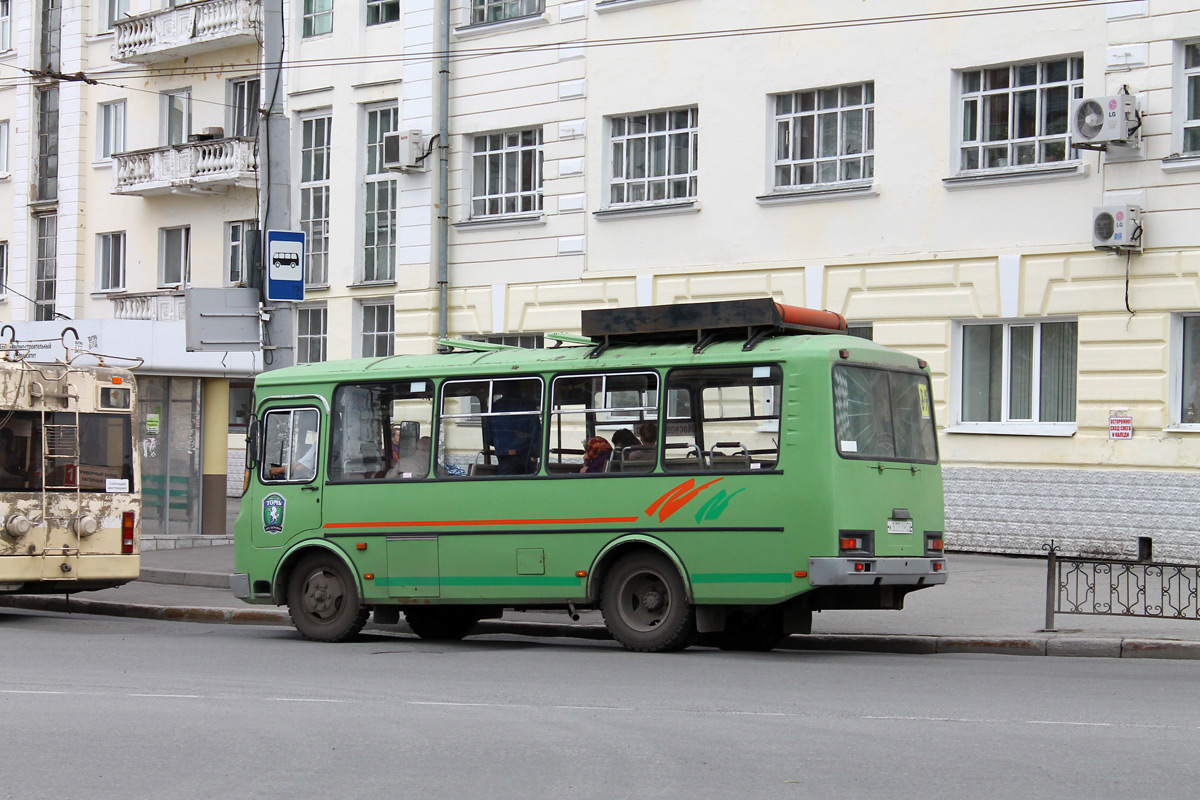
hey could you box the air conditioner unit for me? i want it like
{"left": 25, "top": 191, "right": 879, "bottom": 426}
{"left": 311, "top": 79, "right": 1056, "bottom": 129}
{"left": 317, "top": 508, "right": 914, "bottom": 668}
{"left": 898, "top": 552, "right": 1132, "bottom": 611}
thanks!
{"left": 383, "top": 130, "right": 426, "bottom": 172}
{"left": 1092, "top": 205, "right": 1143, "bottom": 252}
{"left": 1070, "top": 95, "right": 1139, "bottom": 148}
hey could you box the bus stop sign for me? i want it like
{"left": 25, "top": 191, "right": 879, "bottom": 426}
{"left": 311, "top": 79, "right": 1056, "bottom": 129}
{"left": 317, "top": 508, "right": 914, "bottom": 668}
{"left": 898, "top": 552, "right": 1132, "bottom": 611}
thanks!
{"left": 266, "top": 230, "right": 306, "bottom": 302}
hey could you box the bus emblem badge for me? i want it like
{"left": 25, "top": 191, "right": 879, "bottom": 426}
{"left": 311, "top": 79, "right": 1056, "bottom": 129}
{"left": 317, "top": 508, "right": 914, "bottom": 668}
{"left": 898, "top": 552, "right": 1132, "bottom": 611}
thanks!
{"left": 262, "top": 494, "right": 286, "bottom": 534}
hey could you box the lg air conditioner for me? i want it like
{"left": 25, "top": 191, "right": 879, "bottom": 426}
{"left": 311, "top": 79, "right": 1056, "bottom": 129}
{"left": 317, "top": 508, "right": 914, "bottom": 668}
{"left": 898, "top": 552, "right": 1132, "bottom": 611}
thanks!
{"left": 1092, "top": 205, "right": 1143, "bottom": 252}
{"left": 1070, "top": 95, "right": 1140, "bottom": 149}
{"left": 383, "top": 130, "right": 427, "bottom": 172}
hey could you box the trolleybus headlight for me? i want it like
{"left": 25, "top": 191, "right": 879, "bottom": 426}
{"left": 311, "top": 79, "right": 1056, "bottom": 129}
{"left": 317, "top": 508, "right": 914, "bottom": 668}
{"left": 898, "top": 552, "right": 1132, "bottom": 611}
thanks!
{"left": 4, "top": 514, "right": 32, "bottom": 540}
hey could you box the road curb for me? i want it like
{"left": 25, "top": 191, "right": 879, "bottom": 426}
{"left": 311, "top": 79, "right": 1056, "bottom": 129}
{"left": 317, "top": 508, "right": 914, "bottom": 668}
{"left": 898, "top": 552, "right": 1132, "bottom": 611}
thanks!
{"left": 138, "top": 569, "right": 231, "bottom": 590}
{"left": 3, "top": 594, "right": 1198, "bottom": 659}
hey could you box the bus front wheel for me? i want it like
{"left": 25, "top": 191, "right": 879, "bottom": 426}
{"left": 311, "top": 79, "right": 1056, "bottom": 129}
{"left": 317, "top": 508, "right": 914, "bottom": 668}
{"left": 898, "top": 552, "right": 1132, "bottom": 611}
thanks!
{"left": 287, "top": 553, "right": 369, "bottom": 642}
{"left": 601, "top": 551, "right": 697, "bottom": 652}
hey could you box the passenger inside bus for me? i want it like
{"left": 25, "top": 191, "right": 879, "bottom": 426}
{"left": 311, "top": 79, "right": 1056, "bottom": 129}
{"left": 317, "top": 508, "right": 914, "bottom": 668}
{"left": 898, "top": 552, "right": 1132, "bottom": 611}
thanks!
{"left": 580, "top": 437, "right": 612, "bottom": 473}
{"left": 487, "top": 389, "right": 540, "bottom": 475}
{"left": 386, "top": 436, "right": 431, "bottom": 479}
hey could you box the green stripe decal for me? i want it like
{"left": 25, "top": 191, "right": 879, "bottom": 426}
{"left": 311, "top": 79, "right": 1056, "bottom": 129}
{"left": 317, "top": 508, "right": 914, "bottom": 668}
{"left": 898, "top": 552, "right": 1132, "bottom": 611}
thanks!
{"left": 691, "top": 573, "right": 795, "bottom": 584}
{"left": 374, "top": 576, "right": 584, "bottom": 587}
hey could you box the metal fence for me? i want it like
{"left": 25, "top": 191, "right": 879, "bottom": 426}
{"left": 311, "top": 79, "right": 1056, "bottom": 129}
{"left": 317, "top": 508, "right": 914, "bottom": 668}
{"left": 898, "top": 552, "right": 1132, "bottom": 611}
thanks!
{"left": 1043, "top": 542, "right": 1200, "bottom": 630}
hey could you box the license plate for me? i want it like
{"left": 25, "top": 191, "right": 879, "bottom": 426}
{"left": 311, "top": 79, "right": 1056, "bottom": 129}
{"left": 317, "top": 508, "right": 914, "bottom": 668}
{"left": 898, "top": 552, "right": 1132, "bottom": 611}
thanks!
{"left": 887, "top": 519, "right": 914, "bottom": 535}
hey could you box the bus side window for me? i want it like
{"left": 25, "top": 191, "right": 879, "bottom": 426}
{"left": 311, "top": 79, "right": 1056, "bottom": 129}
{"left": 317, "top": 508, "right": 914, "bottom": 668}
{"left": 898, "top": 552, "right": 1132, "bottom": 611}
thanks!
{"left": 329, "top": 381, "right": 433, "bottom": 482}
{"left": 261, "top": 408, "right": 321, "bottom": 483}
{"left": 664, "top": 366, "right": 782, "bottom": 472}
{"left": 439, "top": 377, "right": 542, "bottom": 477}
{"left": 548, "top": 371, "right": 659, "bottom": 476}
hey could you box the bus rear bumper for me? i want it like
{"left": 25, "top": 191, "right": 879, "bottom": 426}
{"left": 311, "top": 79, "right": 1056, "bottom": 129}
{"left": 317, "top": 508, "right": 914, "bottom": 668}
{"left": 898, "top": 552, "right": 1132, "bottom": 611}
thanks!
{"left": 808, "top": 557, "right": 947, "bottom": 587}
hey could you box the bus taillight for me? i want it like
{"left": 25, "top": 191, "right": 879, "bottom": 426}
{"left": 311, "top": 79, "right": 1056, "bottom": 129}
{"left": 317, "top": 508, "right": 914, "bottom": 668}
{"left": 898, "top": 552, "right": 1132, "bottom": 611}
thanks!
{"left": 924, "top": 532, "right": 944, "bottom": 556}
{"left": 121, "top": 512, "right": 135, "bottom": 554}
{"left": 839, "top": 530, "right": 873, "bottom": 555}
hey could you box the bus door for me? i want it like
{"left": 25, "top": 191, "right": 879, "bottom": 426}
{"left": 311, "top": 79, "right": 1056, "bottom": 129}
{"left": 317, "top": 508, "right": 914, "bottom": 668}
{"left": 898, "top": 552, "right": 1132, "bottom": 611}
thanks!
{"left": 253, "top": 407, "right": 323, "bottom": 548}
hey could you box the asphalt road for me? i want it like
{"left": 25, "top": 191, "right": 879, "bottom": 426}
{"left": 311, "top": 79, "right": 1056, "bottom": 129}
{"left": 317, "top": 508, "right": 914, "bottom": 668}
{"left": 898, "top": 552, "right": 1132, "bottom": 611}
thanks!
{"left": 2, "top": 609, "right": 1199, "bottom": 800}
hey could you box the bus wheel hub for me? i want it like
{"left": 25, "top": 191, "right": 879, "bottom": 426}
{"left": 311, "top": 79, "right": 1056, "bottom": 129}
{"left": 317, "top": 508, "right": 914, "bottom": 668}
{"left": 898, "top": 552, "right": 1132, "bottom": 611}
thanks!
{"left": 641, "top": 590, "right": 664, "bottom": 613}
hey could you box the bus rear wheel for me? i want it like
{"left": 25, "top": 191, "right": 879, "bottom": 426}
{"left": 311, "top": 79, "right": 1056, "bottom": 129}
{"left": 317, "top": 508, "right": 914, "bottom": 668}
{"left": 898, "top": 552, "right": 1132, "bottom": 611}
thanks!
{"left": 287, "top": 553, "right": 368, "bottom": 642}
{"left": 601, "top": 551, "right": 697, "bottom": 652}
{"left": 403, "top": 607, "right": 480, "bottom": 640}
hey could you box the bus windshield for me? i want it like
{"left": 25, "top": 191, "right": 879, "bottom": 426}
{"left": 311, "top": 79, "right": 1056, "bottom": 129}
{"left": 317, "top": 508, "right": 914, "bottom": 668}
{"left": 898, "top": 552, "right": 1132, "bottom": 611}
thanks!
{"left": 833, "top": 365, "right": 937, "bottom": 463}
{"left": 0, "top": 412, "right": 134, "bottom": 492}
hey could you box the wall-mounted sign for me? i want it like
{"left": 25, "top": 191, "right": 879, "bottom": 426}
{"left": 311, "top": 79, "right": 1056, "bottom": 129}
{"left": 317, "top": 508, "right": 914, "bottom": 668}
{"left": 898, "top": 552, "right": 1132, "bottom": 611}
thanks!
{"left": 1109, "top": 415, "right": 1133, "bottom": 440}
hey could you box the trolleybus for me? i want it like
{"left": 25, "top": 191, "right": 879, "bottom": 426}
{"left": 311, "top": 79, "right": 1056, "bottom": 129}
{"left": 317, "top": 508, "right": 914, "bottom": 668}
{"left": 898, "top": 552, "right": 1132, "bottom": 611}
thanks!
{"left": 233, "top": 299, "right": 946, "bottom": 651}
{"left": 0, "top": 329, "right": 141, "bottom": 595}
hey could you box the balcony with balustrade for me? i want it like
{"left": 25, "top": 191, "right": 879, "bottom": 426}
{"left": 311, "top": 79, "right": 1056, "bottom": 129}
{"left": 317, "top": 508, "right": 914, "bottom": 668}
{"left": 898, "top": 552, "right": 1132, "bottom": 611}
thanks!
{"left": 110, "top": 291, "right": 187, "bottom": 321}
{"left": 111, "top": 0, "right": 262, "bottom": 64}
{"left": 111, "top": 136, "right": 258, "bottom": 196}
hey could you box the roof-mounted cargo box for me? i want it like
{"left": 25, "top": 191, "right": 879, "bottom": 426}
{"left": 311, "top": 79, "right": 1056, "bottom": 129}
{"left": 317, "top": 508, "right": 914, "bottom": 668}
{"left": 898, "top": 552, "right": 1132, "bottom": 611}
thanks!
{"left": 581, "top": 298, "right": 846, "bottom": 356}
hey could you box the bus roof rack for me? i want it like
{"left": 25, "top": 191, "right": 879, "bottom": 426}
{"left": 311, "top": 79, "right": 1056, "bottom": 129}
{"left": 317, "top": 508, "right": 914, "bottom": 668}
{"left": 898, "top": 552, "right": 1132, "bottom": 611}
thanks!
{"left": 580, "top": 298, "right": 847, "bottom": 357}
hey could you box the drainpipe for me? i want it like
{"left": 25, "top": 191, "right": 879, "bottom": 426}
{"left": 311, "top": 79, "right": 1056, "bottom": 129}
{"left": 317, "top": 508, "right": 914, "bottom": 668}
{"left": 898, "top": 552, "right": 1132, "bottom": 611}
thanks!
{"left": 435, "top": 0, "right": 451, "bottom": 345}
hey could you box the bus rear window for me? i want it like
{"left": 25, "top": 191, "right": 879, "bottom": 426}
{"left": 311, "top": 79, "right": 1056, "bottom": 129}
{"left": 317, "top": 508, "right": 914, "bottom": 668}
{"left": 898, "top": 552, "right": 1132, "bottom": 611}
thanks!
{"left": 833, "top": 365, "right": 937, "bottom": 463}
{"left": 0, "top": 412, "right": 134, "bottom": 492}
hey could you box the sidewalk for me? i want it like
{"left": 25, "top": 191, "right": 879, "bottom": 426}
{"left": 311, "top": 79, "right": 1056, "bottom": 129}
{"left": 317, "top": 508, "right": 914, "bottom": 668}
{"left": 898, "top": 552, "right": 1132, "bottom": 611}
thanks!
{"left": 4, "top": 540, "right": 1199, "bottom": 658}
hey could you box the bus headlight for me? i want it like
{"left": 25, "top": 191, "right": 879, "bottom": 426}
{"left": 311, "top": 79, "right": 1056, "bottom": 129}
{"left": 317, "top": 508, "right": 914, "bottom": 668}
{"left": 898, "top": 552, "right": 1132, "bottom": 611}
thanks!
{"left": 74, "top": 515, "right": 100, "bottom": 538}
{"left": 4, "top": 514, "right": 32, "bottom": 540}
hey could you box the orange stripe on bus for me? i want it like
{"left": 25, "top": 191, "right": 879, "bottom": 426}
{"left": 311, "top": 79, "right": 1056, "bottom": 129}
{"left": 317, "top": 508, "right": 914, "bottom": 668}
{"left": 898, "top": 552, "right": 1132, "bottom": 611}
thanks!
{"left": 323, "top": 516, "right": 641, "bottom": 529}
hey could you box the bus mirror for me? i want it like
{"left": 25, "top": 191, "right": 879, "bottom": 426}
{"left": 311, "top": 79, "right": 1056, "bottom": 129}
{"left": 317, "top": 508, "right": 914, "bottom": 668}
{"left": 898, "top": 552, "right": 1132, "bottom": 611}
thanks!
{"left": 246, "top": 418, "right": 260, "bottom": 467}
{"left": 394, "top": 420, "right": 420, "bottom": 454}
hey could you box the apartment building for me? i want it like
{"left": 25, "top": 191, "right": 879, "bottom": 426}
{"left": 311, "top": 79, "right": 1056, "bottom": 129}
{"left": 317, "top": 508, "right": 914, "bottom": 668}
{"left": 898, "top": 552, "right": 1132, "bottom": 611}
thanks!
{"left": 0, "top": 0, "right": 261, "bottom": 540}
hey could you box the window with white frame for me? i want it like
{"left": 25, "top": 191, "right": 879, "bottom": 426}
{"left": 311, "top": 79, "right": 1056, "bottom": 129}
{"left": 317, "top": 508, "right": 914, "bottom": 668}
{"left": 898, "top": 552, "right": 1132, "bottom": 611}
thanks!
{"left": 162, "top": 88, "right": 191, "bottom": 146}
{"left": 361, "top": 301, "right": 394, "bottom": 357}
{"left": 35, "top": 86, "right": 57, "bottom": 201}
{"left": 364, "top": 104, "right": 398, "bottom": 282}
{"left": 470, "top": 0, "right": 542, "bottom": 25}
{"left": 960, "top": 320, "right": 1077, "bottom": 425}
{"left": 471, "top": 128, "right": 543, "bottom": 217}
{"left": 1179, "top": 315, "right": 1200, "bottom": 424}
{"left": 1184, "top": 42, "right": 1200, "bottom": 154}
{"left": 958, "top": 56, "right": 1083, "bottom": 171}
{"left": 96, "top": 231, "right": 125, "bottom": 291}
{"left": 226, "top": 219, "right": 257, "bottom": 285}
{"left": 300, "top": 115, "right": 331, "bottom": 285}
{"left": 608, "top": 107, "right": 698, "bottom": 206}
{"left": 0, "top": 120, "right": 8, "bottom": 174}
{"left": 102, "top": 0, "right": 128, "bottom": 31}
{"left": 367, "top": 0, "right": 399, "bottom": 25}
{"left": 97, "top": 100, "right": 125, "bottom": 160}
{"left": 303, "top": 0, "right": 333, "bottom": 37}
{"left": 297, "top": 304, "right": 328, "bottom": 363}
{"left": 33, "top": 213, "right": 56, "bottom": 321}
{"left": 773, "top": 82, "right": 874, "bottom": 189}
{"left": 159, "top": 226, "right": 190, "bottom": 286}
{"left": 1, "top": 0, "right": 11, "bottom": 52}
{"left": 230, "top": 77, "right": 259, "bottom": 138}
{"left": 0, "top": 241, "right": 8, "bottom": 296}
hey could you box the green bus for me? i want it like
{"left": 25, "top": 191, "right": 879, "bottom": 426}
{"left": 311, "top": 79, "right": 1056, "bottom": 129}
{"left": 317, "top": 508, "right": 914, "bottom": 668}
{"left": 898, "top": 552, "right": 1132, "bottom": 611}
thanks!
{"left": 233, "top": 299, "right": 946, "bottom": 652}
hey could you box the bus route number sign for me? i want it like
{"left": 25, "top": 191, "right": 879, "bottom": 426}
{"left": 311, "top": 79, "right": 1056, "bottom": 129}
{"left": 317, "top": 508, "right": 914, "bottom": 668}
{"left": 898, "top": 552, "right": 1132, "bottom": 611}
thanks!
{"left": 266, "top": 230, "right": 306, "bottom": 302}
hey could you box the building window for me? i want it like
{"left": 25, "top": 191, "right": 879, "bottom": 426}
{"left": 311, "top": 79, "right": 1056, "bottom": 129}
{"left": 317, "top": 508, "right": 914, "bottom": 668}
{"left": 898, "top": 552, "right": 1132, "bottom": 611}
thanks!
{"left": 361, "top": 301, "right": 394, "bottom": 357}
{"left": 1, "top": 0, "right": 10, "bottom": 52}
{"left": 36, "top": 86, "right": 58, "bottom": 201}
{"left": 364, "top": 104, "right": 398, "bottom": 282}
{"left": 229, "top": 77, "right": 260, "bottom": 138}
{"left": 0, "top": 241, "right": 8, "bottom": 296}
{"left": 97, "top": 231, "right": 125, "bottom": 291}
{"left": 609, "top": 107, "right": 698, "bottom": 206}
{"left": 228, "top": 380, "right": 254, "bottom": 432}
{"left": 97, "top": 100, "right": 125, "bottom": 160}
{"left": 163, "top": 88, "right": 191, "bottom": 146}
{"left": 960, "top": 320, "right": 1077, "bottom": 424}
{"left": 297, "top": 305, "right": 328, "bottom": 363}
{"left": 470, "top": 0, "right": 542, "bottom": 25}
{"left": 33, "top": 213, "right": 56, "bottom": 321}
{"left": 959, "top": 56, "right": 1083, "bottom": 171}
{"left": 471, "top": 128, "right": 543, "bottom": 217}
{"left": 102, "top": 0, "right": 128, "bottom": 31}
{"left": 226, "top": 220, "right": 257, "bottom": 285}
{"left": 303, "top": 0, "right": 333, "bottom": 37}
{"left": 773, "top": 82, "right": 874, "bottom": 188}
{"left": 1184, "top": 43, "right": 1200, "bottom": 154}
{"left": 367, "top": 0, "right": 399, "bottom": 25}
{"left": 0, "top": 120, "right": 8, "bottom": 174}
{"left": 40, "top": 0, "right": 60, "bottom": 71}
{"left": 300, "top": 115, "right": 331, "bottom": 286}
{"left": 847, "top": 322, "right": 873, "bottom": 341}
{"left": 160, "top": 226, "right": 191, "bottom": 287}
